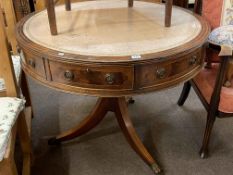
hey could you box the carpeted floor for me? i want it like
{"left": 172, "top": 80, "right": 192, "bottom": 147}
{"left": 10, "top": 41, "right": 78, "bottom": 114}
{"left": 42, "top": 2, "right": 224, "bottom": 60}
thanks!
{"left": 27, "top": 77, "right": 233, "bottom": 175}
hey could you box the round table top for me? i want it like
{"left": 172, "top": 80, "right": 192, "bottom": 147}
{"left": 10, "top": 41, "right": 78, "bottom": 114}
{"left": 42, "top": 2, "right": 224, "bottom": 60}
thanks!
{"left": 21, "top": 0, "right": 208, "bottom": 63}
{"left": 16, "top": 0, "right": 210, "bottom": 97}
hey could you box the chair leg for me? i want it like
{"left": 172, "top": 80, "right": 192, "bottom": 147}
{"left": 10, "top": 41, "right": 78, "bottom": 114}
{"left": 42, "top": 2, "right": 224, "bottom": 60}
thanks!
{"left": 165, "top": 0, "right": 173, "bottom": 27}
{"left": 177, "top": 81, "right": 191, "bottom": 106}
{"left": 0, "top": 159, "right": 18, "bottom": 175}
{"left": 199, "top": 55, "right": 229, "bottom": 158}
{"left": 21, "top": 72, "right": 34, "bottom": 118}
{"left": 199, "top": 111, "right": 216, "bottom": 159}
{"left": 128, "top": 0, "right": 133, "bottom": 7}
{"left": 17, "top": 111, "right": 32, "bottom": 175}
{"left": 45, "top": 0, "right": 58, "bottom": 35}
{"left": 65, "top": 0, "right": 71, "bottom": 11}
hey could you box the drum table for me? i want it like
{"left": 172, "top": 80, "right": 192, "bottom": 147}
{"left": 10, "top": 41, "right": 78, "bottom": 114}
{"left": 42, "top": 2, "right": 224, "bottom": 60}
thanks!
{"left": 16, "top": 1, "right": 210, "bottom": 174}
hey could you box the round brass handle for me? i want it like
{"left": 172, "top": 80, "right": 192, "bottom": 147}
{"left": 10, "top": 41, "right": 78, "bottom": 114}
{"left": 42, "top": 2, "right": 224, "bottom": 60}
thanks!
{"left": 28, "top": 59, "right": 35, "bottom": 68}
{"left": 64, "top": 70, "right": 74, "bottom": 81}
{"left": 105, "top": 73, "right": 115, "bottom": 84}
{"left": 189, "top": 55, "right": 197, "bottom": 65}
{"left": 156, "top": 68, "right": 166, "bottom": 79}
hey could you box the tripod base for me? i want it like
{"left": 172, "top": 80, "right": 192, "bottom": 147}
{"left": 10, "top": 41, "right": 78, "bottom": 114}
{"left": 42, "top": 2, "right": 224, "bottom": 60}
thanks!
{"left": 48, "top": 97, "right": 161, "bottom": 174}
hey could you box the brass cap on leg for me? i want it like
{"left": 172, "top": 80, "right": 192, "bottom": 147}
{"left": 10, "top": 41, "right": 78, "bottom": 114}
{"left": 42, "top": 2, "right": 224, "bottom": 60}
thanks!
{"left": 151, "top": 163, "right": 162, "bottom": 174}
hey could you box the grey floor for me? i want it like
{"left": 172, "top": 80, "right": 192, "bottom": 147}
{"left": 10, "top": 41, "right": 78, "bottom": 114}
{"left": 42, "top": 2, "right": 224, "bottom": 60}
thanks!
{"left": 27, "top": 77, "right": 233, "bottom": 175}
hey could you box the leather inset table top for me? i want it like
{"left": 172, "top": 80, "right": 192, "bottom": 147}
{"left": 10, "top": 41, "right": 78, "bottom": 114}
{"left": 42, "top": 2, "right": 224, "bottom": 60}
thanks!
{"left": 23, "top": 0, "right": 202, "bottom": 57}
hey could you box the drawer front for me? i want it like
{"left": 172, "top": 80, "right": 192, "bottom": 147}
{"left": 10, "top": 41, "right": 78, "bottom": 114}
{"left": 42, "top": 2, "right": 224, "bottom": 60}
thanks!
{"left": 135, "top": 48, "right": 203, "bottom": 88}
{"left": 49, "top": 61, "right": 134, "bottom": 90}
{"left": 23, "top": 51, "right": 46, "bottom": 78}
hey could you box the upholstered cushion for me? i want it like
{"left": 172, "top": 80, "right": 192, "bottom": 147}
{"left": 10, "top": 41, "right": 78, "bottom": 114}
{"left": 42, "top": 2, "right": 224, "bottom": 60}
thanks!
{"left": 0, "top": 97, "right": 25, "bottom": 161}
{"left": 188, "top": 0, "right": 195, "bottom": 4}
{"left": 0, "top": 79, "right": 5, "bottom": 92}
{"left": 0, "top": 55, "right": 21, "bottom": 92}
{"left": 208, "top": 25, "right": 233, "bottom": 47}
{"left": 12, "top": 55, "right": 22, "bottom": 84}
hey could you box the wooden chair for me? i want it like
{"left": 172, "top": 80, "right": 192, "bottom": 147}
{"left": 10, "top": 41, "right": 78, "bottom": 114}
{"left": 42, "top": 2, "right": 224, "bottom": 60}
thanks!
{"left": 42, "top": 0, "right": 173, "bottom": 35}
{"left": 33, "top": 0, "right": 163, "bottom": 11}
{"left": 0, "top": 0, "right": 31, "bottom": 51}
{"left": 13, "top": 0, "right": 31, "bottom": 21}
{"left": 177, "top": 0, "right": 233, "bottom": 158}
{"left": 0, "top": 0, "right": 18, "bottom": 54}
{"left": 0, "top": 7, "right": 32, "bottom": 175}
{"left": 0, "top": 0, "right": 34, "bottom": 116}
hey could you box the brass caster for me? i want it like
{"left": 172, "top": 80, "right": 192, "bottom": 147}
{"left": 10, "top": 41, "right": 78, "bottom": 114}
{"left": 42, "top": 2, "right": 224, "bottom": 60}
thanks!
{"left": 151, "top": 163, "right": 162, "bottom": 174}
{"left": 199, "top": 149, "right": 208, "bottom": 159}
{"left": 224, "top": 81, "right": 231, "bottom": 87}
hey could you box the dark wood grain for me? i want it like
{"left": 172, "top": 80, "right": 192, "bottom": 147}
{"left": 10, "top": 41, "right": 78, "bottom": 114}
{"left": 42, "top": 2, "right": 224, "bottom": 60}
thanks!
{"left": 45, "top": 0, "right": 57, "bottom": 35}
{"left": 177, "top": 0, "right": 233, "bottom": 159}
{"left": 48, "top": 97, "right": 161, "bottom": 174}
{"left": 15, "top": 2, "right": 210, "bottom": 173}
{"left": 194, "top": 0, "right": 202, "bottom": 14}
{"left": 65, "top": 0, "right": 71, "bottom": 11}
{"left": 173, "top": 0, "right": 188, "bottom": 8}
{"left": 49, "top": 60, "right": 134, "bottom": 89}
{"left": 178, "top": 48, "right": 233, "bottom": 158}
{"left": 177, "top": 81, "right": 191, "bottom": 106}
{"left": 165, "top": 0, "right": 173, "bottom": 27}
{"left": 128, "top": 0, "right": 134, "bottom": 7}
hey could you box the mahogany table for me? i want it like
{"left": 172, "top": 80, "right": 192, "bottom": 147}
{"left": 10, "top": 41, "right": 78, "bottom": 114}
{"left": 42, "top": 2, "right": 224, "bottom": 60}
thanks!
{"left": 16, "top": 1, "right": 210, "bottom": 174}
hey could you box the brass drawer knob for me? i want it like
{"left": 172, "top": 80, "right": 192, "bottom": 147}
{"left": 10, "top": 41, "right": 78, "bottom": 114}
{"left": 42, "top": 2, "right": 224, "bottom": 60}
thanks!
{"left": 105, "top": 73, "right": 115, "bottom": 84}
{"left": 28, "top": 59, "right": 35, "bottom": 68}
{"left": 189, "top": 55, "right": 197, "bottom": 65}
{"left": 156, "top": 68, "right": 166, "bottom": 79}
{"left": 64, "top": 70, "right": 74, "bottom": 81}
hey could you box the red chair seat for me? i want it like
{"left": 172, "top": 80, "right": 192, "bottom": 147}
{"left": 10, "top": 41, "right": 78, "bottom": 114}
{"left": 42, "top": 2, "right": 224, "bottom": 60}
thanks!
{"left": 194, "top": 63, "right": 233, "bottom": 116}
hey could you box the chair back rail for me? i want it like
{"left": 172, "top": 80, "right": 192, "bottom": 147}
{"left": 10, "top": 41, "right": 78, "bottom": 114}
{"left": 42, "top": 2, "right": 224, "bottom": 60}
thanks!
{"left": 0, "top": 0, "right": 31, "bottom": 54}
{"left": 0, "top": 7, "right": 18, "bottom": 97}
{"left": 0, "top": 7, "right": 32, "bottom": 175}
{"left": 13, "top": 0, "right": 31, "bottom": 21}
{"left": 0, "top": 0, "right": 18, "bottom": 54}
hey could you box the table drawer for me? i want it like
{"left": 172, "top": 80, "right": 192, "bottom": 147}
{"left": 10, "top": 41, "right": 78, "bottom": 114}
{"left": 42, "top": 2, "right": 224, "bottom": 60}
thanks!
{"left": 135, "top": 48, "right": 203, "bottom": 88}
{"left": 23, "top": 52, "right": 46, "bottom": 78}
{"left": 49, "top": 61, "right": 134, "bottom": 89}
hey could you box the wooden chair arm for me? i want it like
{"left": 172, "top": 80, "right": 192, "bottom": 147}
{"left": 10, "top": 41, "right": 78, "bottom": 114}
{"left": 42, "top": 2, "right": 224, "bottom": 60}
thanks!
{"left": 194, "top": 0, "right": 201, "bottom": 14}
{"left": 219, "top": 45, "right": 233, "bottom": 57}
{"left": 45, "top": 0, "right": 173, "bottom": 35}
